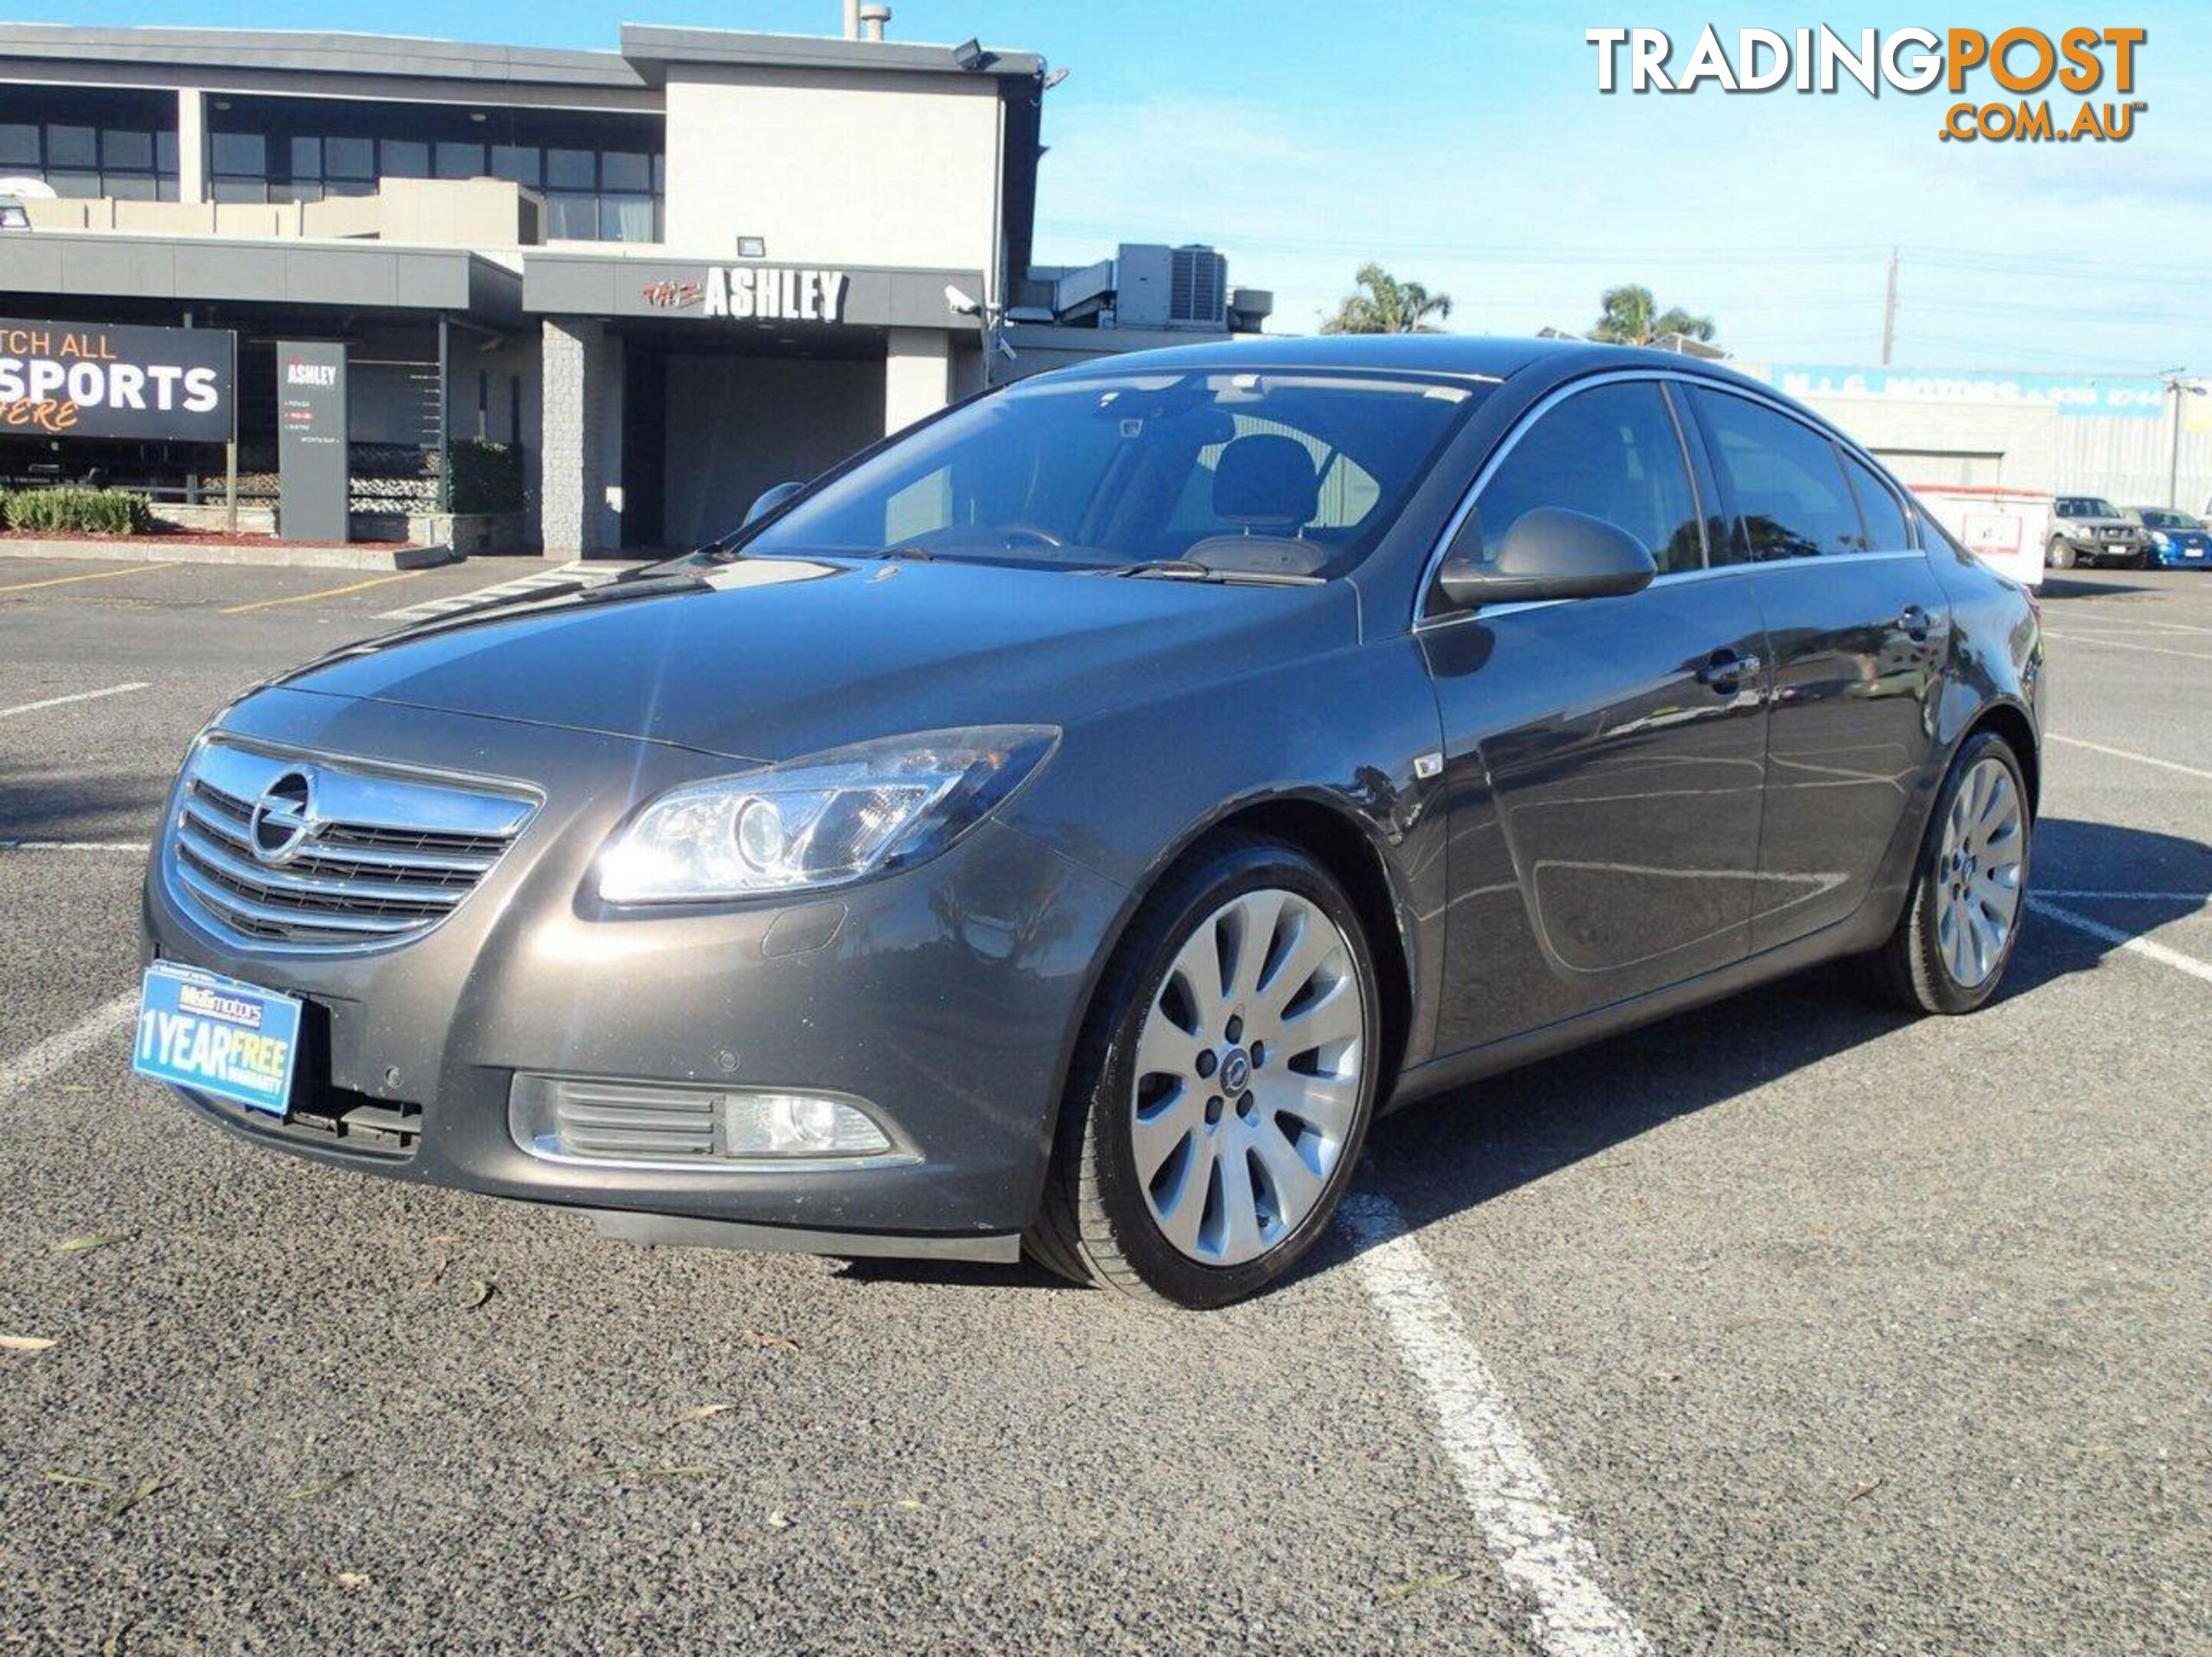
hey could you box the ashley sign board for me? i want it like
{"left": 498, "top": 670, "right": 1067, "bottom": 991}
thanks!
{"left": 703, "top": 267, "right": 850, "bottom": 322}
{"left": 0, "top": 318, "right": 235, "bottom": 441}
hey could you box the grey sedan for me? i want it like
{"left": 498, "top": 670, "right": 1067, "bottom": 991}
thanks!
{"left": 139, "top": 337, "right": 2044, "bottom": 1308}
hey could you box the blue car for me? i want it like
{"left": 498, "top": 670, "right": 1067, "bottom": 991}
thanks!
{"left": 2130, "top": 507, "right": 2212, "bottom": 568}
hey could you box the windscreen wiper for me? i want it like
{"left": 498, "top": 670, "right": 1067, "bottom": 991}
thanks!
{"left": 1085, "top": 558, "right": 1318, "bottom": 586}
{"left": 1087, "top": 559, "right": 1222, "bottom": 581}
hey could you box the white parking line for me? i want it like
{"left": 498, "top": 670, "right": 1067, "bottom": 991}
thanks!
{"left": 2039, "top": 888, "right": 2209, "bottom": 902}
{"left": 2042, "top": 630, "right": 2212, "bottom": 664}
{"left": 0, "top": 993, "right": 137, "bottom": 1107}
{"left": 377, "top": 559, "right": 621, "bottom": 621}
{"left": 1340, "top": 1191, "right": 1654, "bottom": 1657}
{"left": 0, "top": 681, "right": 150, "bottom": 719}
{"left": 0, "top": 840, "right": 146, "bottom": 853}
{"left": 2047, "top": 733, "right": 2212, "bottom": 782}
{"left": 2030, "top": 898, "right": 2212, "bottom": 986}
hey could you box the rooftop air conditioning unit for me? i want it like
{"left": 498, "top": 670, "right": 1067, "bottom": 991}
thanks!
{"left": 1168, "top": 245, "right": 1228, "bottom": 328}
{"left": 1113, "top": 244, "right": 1230, "bottom": 331}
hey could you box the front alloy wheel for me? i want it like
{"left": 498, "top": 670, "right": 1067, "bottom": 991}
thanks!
{"left": 1131, "top": 888, "right": 1365, "bottom": 1267}
{"left": 1028, "top": 834, "right": 1383, "bottom": 1307}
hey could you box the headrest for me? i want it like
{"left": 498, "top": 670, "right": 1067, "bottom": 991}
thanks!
{"left": 1213, "top": 433, "right": 1319, "bottom": 531}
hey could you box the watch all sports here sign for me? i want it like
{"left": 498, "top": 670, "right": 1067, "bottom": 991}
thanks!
{"left": 0, "top": 318, "right": 236, "bottom": 442}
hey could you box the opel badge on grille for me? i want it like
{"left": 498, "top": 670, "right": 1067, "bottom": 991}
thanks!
{"left": 248, "top": 770, "right": 318, "bottom": 865}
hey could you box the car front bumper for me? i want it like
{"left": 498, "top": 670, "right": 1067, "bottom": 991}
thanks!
{"left": 2058, "top": 535, "right": 2150, "bottom": 562}
{"left": 139, "top": 688, "right": 1129, "bottom": 1256}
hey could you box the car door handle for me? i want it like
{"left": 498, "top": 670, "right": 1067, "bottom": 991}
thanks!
{"left": 1896, "top": 604, "right": 1933, "bottom": 641}
{"left": 1696, "top": 648, "right": 1762, "bottom": 688}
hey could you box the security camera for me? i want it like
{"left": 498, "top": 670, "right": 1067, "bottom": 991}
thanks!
{"left": 994, "top": 335, "right": 1018, "bottom": 364}
{"left": 944, "top": 284, "right": 983, "bottom": 318}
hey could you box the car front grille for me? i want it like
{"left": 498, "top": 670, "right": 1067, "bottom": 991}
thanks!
{"left": 166, "top": 739, "right": 536, "bottom": 950}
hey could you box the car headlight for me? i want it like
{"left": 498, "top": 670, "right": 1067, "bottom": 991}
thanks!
{"left": 597, "top": 725, "right": 1059, "bottom": 903}
{"left": 2152, "top": 531, "right": 2171, "bottom": 546}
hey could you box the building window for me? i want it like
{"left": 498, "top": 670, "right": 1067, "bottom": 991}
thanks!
{"left": 203, "top": 94, "right": 664, "bottom": 242}
{"left": 0, "top": 85, "right": 179, "bottom": 199}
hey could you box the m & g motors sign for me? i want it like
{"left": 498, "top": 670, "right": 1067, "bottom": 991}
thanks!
{"left": 0, "top": 318, "right": 235, "bottom": 441}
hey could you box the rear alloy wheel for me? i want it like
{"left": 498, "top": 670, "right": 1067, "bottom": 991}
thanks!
{"left": 1028, "top": 834, "right": 1382, "bottom": 1308}
{"left": 1853, "top": 731, "right": 2031, "bottom": 1014}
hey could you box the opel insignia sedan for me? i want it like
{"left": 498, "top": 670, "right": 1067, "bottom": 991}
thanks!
{"left": 137, "top": 338, "right": 2044, "bottom": 1308}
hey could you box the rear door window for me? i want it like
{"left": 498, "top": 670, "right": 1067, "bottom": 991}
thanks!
{"left": 1693, "top": 390, "right": 1864, "bottom": 561}
{"left": 1841, "top": 452, "right": 1912, "bottom": 552}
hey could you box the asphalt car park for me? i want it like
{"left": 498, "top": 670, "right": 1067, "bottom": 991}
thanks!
{"left": 1, "top": 554, "right": 2207, "bottom": 1655}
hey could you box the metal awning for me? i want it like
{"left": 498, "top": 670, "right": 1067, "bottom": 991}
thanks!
{"left": 0, "top": 232, "right": 523, "bottom": 325}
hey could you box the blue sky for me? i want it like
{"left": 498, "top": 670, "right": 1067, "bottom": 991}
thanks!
{"left": 25, "top": 2, "right": 2212, "bottom": 372}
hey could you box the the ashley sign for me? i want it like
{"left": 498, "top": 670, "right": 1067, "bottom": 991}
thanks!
{"left": 0, "top": 318, "right": 235, "bottom": 441}
{"left": 668, "top": 267, "right": 850, "bottom": 323}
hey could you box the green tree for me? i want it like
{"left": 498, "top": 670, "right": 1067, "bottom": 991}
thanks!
{"left": 1590, "top": 284, "right": 1717, "bottom": 346}
{"left": 1321, "top": 263, "right": 1453, "bottom": 334}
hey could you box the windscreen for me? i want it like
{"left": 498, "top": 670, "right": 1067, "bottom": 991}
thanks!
{"left": 745, "top": 370, "right": 1486, "bottom": 577}
{"left": 2061, "top": 496, "right": 2120, "bottom": 518}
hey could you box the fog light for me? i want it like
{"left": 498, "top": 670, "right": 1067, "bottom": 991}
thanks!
{"left": 722, "top": 1091, "right": 891, "bottom": 1156}
{"left": 509, "top": 1074, "right": 895, "bottom": 1166}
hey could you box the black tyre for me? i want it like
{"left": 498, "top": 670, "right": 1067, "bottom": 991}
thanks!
{"left": 1852, "top": 730, "right": 2032, "bottom": 1015}
{"left": 1027, "top": 832, "right": 1383, "bottom": 1309}
{"left": 2047, "top": 539, "right": 2076, "bottom": 571}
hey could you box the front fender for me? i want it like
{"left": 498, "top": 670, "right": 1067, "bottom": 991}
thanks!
{"left": 1001, "top": 628, "right": 1450, "bottom": 1075}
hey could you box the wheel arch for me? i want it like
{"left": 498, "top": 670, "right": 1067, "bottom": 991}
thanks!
{"left": 1960, "top": 697, "right": 2042, "bottom": 817}
{"left": 1201, "top": 796, "right": 1416, "bottom": 1102}
{"left": 1049, "top": 789, "right": 1420, "bottom": 1138}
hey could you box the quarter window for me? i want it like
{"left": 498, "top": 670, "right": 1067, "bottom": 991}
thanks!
{"left": 1841, "top": 453, "right": 1910, "bottom": 552}
{"left": 1459, "top": 381, "right": 1706, "bottom": 579}
{"left": 1694, "top": 390, "right": 1863, "bottom": 560}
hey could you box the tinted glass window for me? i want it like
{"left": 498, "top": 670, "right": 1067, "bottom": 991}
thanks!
{"left": 546, "top": 147, "right": 595, "bottom": 189}
{"left": 101, "top": 129, "right": 153, "bottom": 170}
{"left": 1841, "top": 453, "right": 1910, "bottom": 552}
{"left": 209, "top": 131, "right": 265, "bottom": 176}
{"left": 434, "top": 141, "right": 486, "bottom": 180}
{"left": 0, "top": 124, "right": 37, "bottom": 166}
{"left": 491, "top": 144, "right": 542, "bottom": 186}
{"left": 324, "top": 137, "right": 374, "bottom": 180}
{"left": 45, "top": 124, "right": 97, "bottom": 167}
{"left": 1462, "top": 381, "right": 1704, "bottom": 578}
{"left": 1696, "top": 390, "right": 1862, "bottom": 560}
{"left": 752, "top": 371, "right": 1483, "bottom": 575}
{"left": 381, "top": 139, "right": 430, "bottom": 179}
{"left": 601, "top": 150, "right": 651, "bottom": 191}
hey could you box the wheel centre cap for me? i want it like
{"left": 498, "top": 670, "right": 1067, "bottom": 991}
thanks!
{"left": 1219, "top": 1049, "right": 1251, "bottom": 1093}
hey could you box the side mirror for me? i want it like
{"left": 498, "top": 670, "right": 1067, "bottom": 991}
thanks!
{"left": 1437, "top": 506, "right": 1657, "bottom": 611}
{"left": 743, "top": 480, "right": 806, "bottom": 525}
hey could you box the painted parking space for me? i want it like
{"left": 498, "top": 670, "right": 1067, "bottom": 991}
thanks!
{"left": 0, "top": 565, "right": 2204, "bottom": 1654}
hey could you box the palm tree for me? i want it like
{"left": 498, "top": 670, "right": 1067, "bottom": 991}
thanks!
{"left": 1591, "top": 284, "right": 1716, "bottom": 346}
{"left": 1322, "top": 263, "right": 1453, "bottom": 334}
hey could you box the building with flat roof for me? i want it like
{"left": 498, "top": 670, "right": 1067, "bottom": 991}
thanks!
{"left": 0, "top": 12, "right": 1269, "bottom": 552}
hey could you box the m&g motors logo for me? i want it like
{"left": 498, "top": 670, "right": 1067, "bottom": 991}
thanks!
{"left": 1586, "top": 25, "right": 2148, "bottom": 143}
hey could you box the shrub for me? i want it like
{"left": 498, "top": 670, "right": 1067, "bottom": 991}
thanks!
{"left": 3, "top": 486, "right": 153, "bottom": 536}
{"left": 449, "top": 440, "right": 524, "bottom": 516}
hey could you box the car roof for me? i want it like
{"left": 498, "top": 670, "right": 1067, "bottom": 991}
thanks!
{"left": 1028, "top": 332, "right": 1779, "bottom": 394}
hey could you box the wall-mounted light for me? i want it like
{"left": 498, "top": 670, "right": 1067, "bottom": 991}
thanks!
{"left": 469, "top": 110, "right": 487, "bottom": 124}
{"left": 736, "top": 236, "right": 766, "bottom": 259}
{"left": 951, "top": 38, "right": 993, "bottom": 71}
